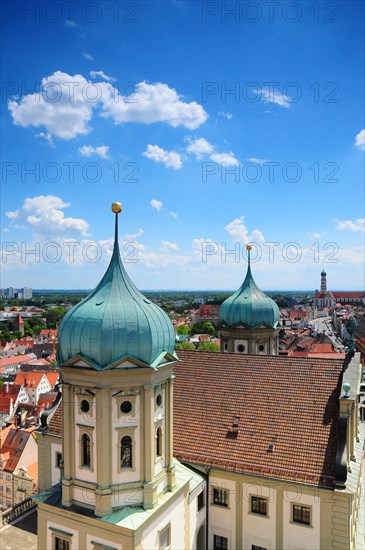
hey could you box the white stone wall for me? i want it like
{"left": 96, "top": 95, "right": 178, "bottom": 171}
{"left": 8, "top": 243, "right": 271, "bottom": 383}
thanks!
{"left": 50, "top": 441, "right": 62, "bottom": 485}
{"left": 283, "top": 489, "right": 320, "bottom": 550}
{"left": 209, "top": 476, "right": 236, "bottom": 549}
{"left": 189, "top": 481, "right": 206, "bottom": 550}
{"left": 242, "top": 483, "right": 276, "bottom": 550}
{"left": 142, "top": 490, "right": 187, "bottom": 550}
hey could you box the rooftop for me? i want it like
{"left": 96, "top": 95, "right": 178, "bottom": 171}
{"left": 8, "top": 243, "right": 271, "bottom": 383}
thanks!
{"left": 173, "top": 350, "right": 344, "bottom": 488}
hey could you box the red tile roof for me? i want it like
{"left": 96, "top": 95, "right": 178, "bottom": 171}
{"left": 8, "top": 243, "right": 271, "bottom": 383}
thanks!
{"left": 40, "top": 329, "right": 58, "bottom": 337}
{"left": 0, "top": 384, "right": 24, "bottom": 413}
{"left": 44, "top": 372, "right": 59, "bottom": 387}
{"left": 47, "top": 403, "right": 62, "bottom": 436}
{"left": 173, "top": 350, "right": 343, "bottom": 488}
{"left": 0, "top": 355, "right": 35, "bottom": 368}
{"left": 14, "top": 372, "right": 46, "bottom": 388}
{"left": 0, "top": 428, "right": 33, "bottom": 472}
{"left": 38, "top": 392, "right": 58, "bottom": 409}
{"left": 332, "top": 292, "right": 364, "bottom": 299}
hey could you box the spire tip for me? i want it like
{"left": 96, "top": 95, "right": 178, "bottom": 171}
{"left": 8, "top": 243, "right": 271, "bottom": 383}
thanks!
{"left": 111, "top": 202, "right": 122, "bottom": 214}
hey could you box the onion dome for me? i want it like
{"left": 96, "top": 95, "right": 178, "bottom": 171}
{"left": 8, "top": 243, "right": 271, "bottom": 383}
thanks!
{"left": 219, "top": 245, "right": 280, "bottom": 329}
{"left": 321, "top": 270, "right": 326, "bottom": 276}
{"left": 57, "top": 202, "right": 176, "bottom": 369}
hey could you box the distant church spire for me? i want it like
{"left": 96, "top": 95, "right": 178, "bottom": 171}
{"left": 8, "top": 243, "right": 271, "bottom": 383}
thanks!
{"left": 321, "top": 269, "right": 327, "bottom": 292}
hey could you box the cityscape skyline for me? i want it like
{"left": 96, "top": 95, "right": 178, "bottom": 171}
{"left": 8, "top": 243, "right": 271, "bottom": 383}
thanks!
{"left": 2, "top": 1, "right": 364, "bottom": 289}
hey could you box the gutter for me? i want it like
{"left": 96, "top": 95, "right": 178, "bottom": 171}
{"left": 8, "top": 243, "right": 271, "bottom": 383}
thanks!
{"left": 206, "top": 466, "right": 210, "bottom": 550}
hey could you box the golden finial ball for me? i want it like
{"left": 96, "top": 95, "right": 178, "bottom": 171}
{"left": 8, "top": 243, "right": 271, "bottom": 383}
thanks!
{"left": 246, "top": 244, "right": 252, "bottom": 251}
{"left": 111, "top": 202, "right": 122, "bottom": 214}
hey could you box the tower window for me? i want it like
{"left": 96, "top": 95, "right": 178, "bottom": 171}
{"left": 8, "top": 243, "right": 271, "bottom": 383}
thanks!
{"left": 258, "top": 344, "right": 265, "bottom": 352}
{"left": 82, "top": 433, "right": 91, "bottom": 467}
{"left": 237, "top": 344, "right": 245, "bottom": 353}
{"left": 80, "top": 399, "right": 90, "bottom": 413}
{"left": 156, "top": 394, "right": 162, "bottom": 407}
{"left": 120, "top": 401, "right": 132, "bottom": 414}
{"left": 156, "top": 427, "right": 162, "bottom": 457}
{"left": 121, "top": 436, "right": 132, "bottom": 468}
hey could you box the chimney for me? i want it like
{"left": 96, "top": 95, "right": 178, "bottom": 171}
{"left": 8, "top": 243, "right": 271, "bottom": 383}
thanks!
{"left": 4, "top": 383, "right": 8, "bottom": 394}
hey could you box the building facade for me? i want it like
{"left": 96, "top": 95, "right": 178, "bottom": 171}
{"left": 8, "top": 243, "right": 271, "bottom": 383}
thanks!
{"left": 35, "top": 205, "right": 364, "bottom": 550}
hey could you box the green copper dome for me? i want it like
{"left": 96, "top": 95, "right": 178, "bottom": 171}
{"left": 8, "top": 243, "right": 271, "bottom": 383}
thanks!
{"left": 219, "top": 250, "right": 280, "bottom": 329}
{"left": 57, "top": 206, "right": 176, "bottom": 369}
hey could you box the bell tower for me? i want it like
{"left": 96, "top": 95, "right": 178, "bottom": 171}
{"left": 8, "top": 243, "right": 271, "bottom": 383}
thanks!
{"left": 58, "top": 203, "right": 178, "bottom": 517}
{"left": 321, "top": 269, "right": 327, "bottom": 292}
{"left": 218, "top": 245, "right": 280, "bottom": 355}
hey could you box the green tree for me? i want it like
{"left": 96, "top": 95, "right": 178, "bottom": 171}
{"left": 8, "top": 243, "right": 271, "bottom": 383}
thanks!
{"left": 197, "top": 341, "right": 220, "bottom": 352}
{"left": 190, "top": 322, "right": 204, "bottom": 335}
{"left": 202, "top": 322, "right": 216, "bottom": 335}
{"left": 175, "top": 342, "right": 195, "bottom": 350}
{"left": 45, "top": 306, "right": 66, "bottom": 328}
{"left": 176, "top": 324, "right": 190, "bottom": 335}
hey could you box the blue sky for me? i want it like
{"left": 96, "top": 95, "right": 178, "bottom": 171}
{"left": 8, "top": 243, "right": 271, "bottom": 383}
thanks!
{"left": 1, "top": 0, "right": 364, "bottom": 290}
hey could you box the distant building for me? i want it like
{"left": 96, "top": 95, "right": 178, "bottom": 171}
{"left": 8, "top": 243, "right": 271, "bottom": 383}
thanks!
{"left": 314, "top": 270, "right": 336, "bottom": 309}
{"left": 1, "top": 287, "right": 33, "bottom": 300}
{"left": 332, "top": 291, "right": 365, "bottom": 305}
{"left": 314, "top": 271, "right": 364, "bottom": 308}
{"left": 0, "top": 425, "right": 38, "bottom": 510}
{"left": 13, "top": 463, "right": 38, "bottom": 505}
{"left": 22, "top": 288, "right": 32, "bottom": 299}
{"left": 195, "top": 303, "right": 220, "bottom": 326}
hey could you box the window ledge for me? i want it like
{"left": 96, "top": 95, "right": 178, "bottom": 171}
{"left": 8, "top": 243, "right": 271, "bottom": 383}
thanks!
{"left": 248, "top": 511, "right": 269, "bottom": 519}
{"left": 290, "top": 521, "right": 313, "bottom": 529}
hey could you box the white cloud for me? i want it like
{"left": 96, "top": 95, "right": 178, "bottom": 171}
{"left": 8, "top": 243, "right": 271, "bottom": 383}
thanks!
{"left": 218, "top": 111, "right": 233, "bottom": 120}
{"left": 90, "top": 70, "right": 116, "bottom": 83}
{"left": 261, "top": 88, "right": 291, "bottom": 108}
{"left": 8, "top": 71, "right": 94, "bottom": 140}
{"left": 224, "top": 216, "right": 265, "bottom": 244}
{"left": 170, "top": 211, "right": 178, "bottom": 218}
{"left": 150, "top": 199, "right": 163, "bottom": 211}
{"left": 79, "top": 145, "right": 110, "bottom": 159}
{"left": 335, "top": 218, "right": 365, "bottom": 233}
{"left": 309, "top": 232, "right": 322, "bottom": 239}
{"left": 101, "top": 81, "right": 208, "bottom": 129}
{"left": 143, "top": 145, "right": 182, "bottom": 169}
{"left": 124, "top": 229, "right": 144, "bottom": 240}
{"left": 247, "top": 157, "right": 268, "bottom": 164}
{"left": 8, "top": 72, "right": 208, "bottom": 141}
{"left": 186, "top": 137, "right": 239, "bottom": 166}
{"left": 355, "top": 129, "right": 365, "bottom": 151}
{"left": 6, "top": 195, "right": 89, "bottom": 237}
{"left": 186, "top": 137, "right": 214, "bottom": 160}
{"left": 161, "top": 240, "right": 178, "bottom": 250}
{"left": 210, "top": 152, "right": 239, "bottom": 166}
{"left": 83, "top": 52, "right": 94, "bottom": 61}
{"left": 36, "top": 132, "right": 54, "bottom": 146}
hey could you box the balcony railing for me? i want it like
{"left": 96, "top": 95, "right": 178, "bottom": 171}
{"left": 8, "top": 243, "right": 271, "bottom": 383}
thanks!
{"left": 0, "top": 496, "right": 36, "bottom": 527}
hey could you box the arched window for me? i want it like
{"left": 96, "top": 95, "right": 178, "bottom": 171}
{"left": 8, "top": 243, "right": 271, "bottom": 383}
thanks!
{"left": 156, "top": 427, "right": 162, "bottom": 457}
{"left": 121, "top": 436, "right": 132, "bottom": 468}
{"left": 82, "top": 433, "right": 91, "bottom": 467}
